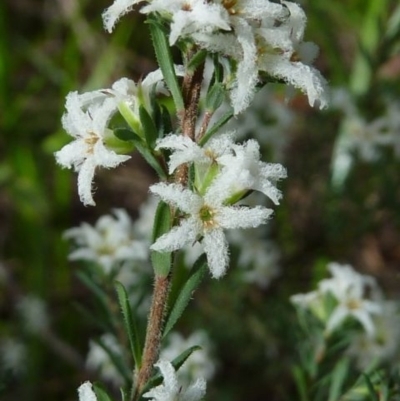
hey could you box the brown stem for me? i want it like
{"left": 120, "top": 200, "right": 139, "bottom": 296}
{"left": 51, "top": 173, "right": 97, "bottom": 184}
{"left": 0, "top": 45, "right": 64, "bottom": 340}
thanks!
{"left": 132, "top": 54, "right": 205, "bottom": 401}
{"left": 175, "top": 59, "right": 205, "bottom": 185}
{"left": 133, "top": 275, "right": 170, "bottom": 399}
{"left": 197, "top": 110, "right": 214, "bottom": 142}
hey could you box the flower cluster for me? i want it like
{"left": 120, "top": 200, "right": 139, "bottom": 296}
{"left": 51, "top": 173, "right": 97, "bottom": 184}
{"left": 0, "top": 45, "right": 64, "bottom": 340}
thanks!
{"left": 102, "top": 0, "right": 328, "bottom": 114}
{"left": 150, "top": 133, "right": 286, "bottom": 278}
{"left": 55, "top": 72, "right": 169, "bottom": 206}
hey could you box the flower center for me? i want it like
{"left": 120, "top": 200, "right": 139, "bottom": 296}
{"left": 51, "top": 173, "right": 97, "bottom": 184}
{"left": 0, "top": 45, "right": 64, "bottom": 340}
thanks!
{"left": 182, "top": 2, "right": 192, "bottom": 11}
{"left": 85, "top": 132, "right": 100, "bottom": 154}
{"left": 199, "top": 205, "right": 217, "bottom": 230}
{"left": 346, "top": 298, "right": 361, "bottom": 310}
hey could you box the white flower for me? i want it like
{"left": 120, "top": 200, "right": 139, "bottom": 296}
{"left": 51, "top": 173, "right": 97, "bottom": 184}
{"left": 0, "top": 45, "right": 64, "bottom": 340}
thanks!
{"left": 78, "top": 381, "right": 97, "bottom": 401}
{"left": 143, "top": 360, "right": 206, "bottom": 401}
{"left": 150, "top": 182, "right": 273, "bottom": 278}
{"left": 255, "top": 1, "right": 329, "bottom": 109}
{"left": 320, "top": 263, "right": 382, "bottom": 337}
{"left": 17, "top": 295, "right": 48, "bottom": 334}
{"left": 161, "top": 331, "right": 216, "bottom": 385}
{"left": 86, "top": 334, "right": 123, "bottom": 386}
{"left": 103, "top": 0, "right": 145, "bottom": 33}
{"left": 216, "top": 139, "right": 287, "bottom": 204}
{"left": 55, "top": 92, "right": 131, "bottom": 206}
{"left": 141, "top": 0, "right": 231, "bottom": 45}
{"left": 64, "top": 209, "right": 148, "bottom": 273}
{"left": 155, "top": 132, "right": 235, "bottom": 174}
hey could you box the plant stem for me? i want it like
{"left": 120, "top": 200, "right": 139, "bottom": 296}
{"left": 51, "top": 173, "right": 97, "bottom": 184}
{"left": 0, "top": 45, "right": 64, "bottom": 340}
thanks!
{"left": 133, "top": 55, "right": 205, "bottom": 401}
{"left": 133, "top": 275, "right": 170, "bottom": 400}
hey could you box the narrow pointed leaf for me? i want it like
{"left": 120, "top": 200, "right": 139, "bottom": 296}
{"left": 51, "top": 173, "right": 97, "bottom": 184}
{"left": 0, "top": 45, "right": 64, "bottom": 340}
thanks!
{"left": 93, "top": 383, "right": 114, "bottom": 401}
{"left": 115, "top": 281, "right": 142, "bottom": 368}
{"left": 163, "top": 255, "right": 207, "bottom": 337}
{"left": 187, "top": 49, "right": 208, "bottom": 74}
{"left": 139, "top": 105, "right": 158, "bottom": 148}
{"left": 328, "top": 357, "right": 350, "bottom": 401}
{"left": 151, "top": 201, "right": 172, "bottom": 277}
{"left": 148, "top": 19, "right": 184, "bottom": 112}
{"left": 199, "top": 109, "right": 233, "bottom": 145}
{"left": 205, "top": 82, "right": 225, "bottom": 111}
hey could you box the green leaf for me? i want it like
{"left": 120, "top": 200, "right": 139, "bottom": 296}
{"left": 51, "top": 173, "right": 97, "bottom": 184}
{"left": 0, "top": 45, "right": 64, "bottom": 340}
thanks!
{"left": 363, "top": 373, "right": 379, "bottom": 401}
{"left": 328, "top": 357, "right": 350, "bottom": 401}
{"left": 139, "top": 105, "right": 158, "bottom": 149}
{"left": 199, "top": 109, "right": 233, "bottom": 145}
{"left": 163, "top": 255, "right": 208, "bottom": 337}
{"left": 148, "top": 19, "right": 184, "bottom": 112}
{"left": 114, "top": 127, "right": 140, "bottom": 142}
{"left": 115, "top": 281, "right": 142, "bottom": 368}
{"left": 151, "top": 201, "right": 172, "bottom": 277}
{"left": 93, "top": 383, "right": 114, "bottom": 401}
{"left": 292, "top": 365, "right": 310, "bottom": 401}
{"left": 205, "top": 82, "right": 225, "bottom": 112}
{"left": 187, "top": 49, "right": 208, "bottom": 74}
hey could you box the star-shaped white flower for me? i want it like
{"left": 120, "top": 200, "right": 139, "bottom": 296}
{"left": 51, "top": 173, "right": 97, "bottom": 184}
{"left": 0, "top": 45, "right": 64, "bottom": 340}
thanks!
{"left": 143, "top": 360, "right": 206, "bottom": 401}
{"left": 78, "top": 381, "right": 97, "bottom": 401}
{"left": 216, "top": 139, "right": 287, "bottom": 204}
{"left": 150, "top": 182, "right": 272, "bottom": 278}
{"left": 64, "top": 209, "right": 148, "bottom": 273}
{"left": 55, "top": 92, "right": 131, "bottom": 206}
{"left": 320, "top": 263, "right": 382, "bottom": 337}
{"left": 255, "top": 1, "right": 329, "bottom": 109}
{"left": 155, "top": 132, "right": 236, "bottom": 174}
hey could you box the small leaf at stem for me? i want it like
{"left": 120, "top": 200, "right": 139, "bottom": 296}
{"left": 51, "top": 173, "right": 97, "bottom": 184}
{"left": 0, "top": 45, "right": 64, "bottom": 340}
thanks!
{"left": 151, "top": 201, "right": 172, "bottom": 277}
{"left": 93, "top": 383, "right": 115, "bottom": 401}
{"left": 163, "top": 255, "right": 208, "bottom": 338}
{"left": 205, "top": 82, "right": 225, "bottom": 112}
{"left": 139, "top": 105, "right": 158, "bottom": 149}
{"left": 115, "top": 281, "right": 143, "bottom": 369}
{"left": 148, "top": 19, "right": 184, "bottom": 112}
{"left": 187, "top": 49, "right": 208, "bottom": 74}
{"left": 114, "top": 127, "right": 140, "bottom": 142}
{"left": 199, "top": 109, "right": 234, "bottom": 145}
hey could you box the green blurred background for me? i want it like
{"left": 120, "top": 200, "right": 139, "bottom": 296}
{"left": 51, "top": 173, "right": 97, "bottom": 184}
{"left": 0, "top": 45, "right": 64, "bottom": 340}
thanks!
{"left": 0, "top": 0, "right": 399, "bottom": 400}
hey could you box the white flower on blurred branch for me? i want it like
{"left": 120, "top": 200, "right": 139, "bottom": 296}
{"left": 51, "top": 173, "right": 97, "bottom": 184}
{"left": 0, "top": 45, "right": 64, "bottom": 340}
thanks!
{"left": 64, "top": 209, "right": 148, "bottom": 274}
{"left": 55, "top": 93, "right": 130, "bottom": 206}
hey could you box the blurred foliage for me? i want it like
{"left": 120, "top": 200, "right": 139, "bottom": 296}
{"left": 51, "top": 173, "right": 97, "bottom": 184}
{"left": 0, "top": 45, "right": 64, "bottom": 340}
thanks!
{"left": 0, "top": 0, "right": 399, "bottom": 400}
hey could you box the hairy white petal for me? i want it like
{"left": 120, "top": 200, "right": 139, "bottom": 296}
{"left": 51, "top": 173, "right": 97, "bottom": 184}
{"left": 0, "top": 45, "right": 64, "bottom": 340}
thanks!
{"left": 151, "top": 219, "right": 200, "bottom": 252}
{"left": 78, "top": 382, "right": 97, "bottom": 401}
{"left": 150, "top": 183, "right": 202, "bottom": 214}
{"left": 102, "top": 0, "right": 143, "bottom": 33}
{"left": 218, "top": 206, "right": 273, "bottom": 229}
{"left": 203, "top": 228, "right": 229, "bottom": 278}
